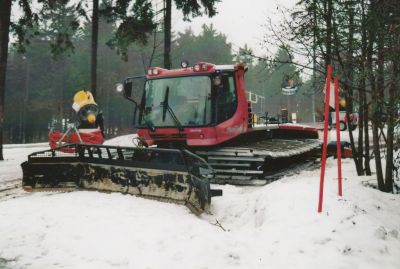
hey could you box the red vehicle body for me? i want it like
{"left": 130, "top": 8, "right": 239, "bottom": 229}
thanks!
{"left": 128, "top": 62, "right": 317, "bottom": 148}
{"left": 120, "top": 62, "right": 319, "bottom": 185}
{"left": 139, "top": 63, "right": 249, "bottom": 147}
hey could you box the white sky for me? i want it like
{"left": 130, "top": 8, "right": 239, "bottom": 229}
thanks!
{"left": 12, "top": 0, "right": 297, "bottom": 56}
{"left": 171, "top": 0, "right": 297, "bottom": 56}
{"left": 11, "top": 0, "right": 298, "bottom": 60}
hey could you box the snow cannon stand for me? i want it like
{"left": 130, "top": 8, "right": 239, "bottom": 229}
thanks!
{"left": 49, "top": 123, "right": 105, "bottom": 153}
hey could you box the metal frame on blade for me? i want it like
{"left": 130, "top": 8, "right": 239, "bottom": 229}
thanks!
{"left": 27, "top": 143, "right": 213, "bottom": 176}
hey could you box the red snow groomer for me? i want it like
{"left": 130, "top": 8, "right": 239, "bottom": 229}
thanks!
{"left": 118, "top": 62, "right": 321, "bottom": 185}
{"left": 48, "top": 90, "right": 105, "bottom": 152}
{"left": 21, "top": 62, "right": 321, "bottom": 214}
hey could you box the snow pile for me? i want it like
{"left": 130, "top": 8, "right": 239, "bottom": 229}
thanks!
{"left": 0, "top": 135, "right": 137, "bottom": 184}
{"left": 0, "top": 135, "right": 399, "bottom": 268}
{"left": 0, "top": 143, "right": 48, "bottom": 183}
{"left": 103, "top": 134, "right": 137, "bottom": 147}
{"left": 207, "top": 160, "right": 400, "bottom": 268}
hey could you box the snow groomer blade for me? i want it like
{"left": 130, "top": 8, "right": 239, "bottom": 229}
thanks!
{"left": 21, "top": 144, "right": 222, "bottom": 215}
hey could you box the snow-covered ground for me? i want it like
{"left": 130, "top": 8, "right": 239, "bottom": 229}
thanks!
{"left": 0, "top": 143, "right": 48, "bottom": 184}
{"left": 0, "top": 133, "right": 399, "bottom": 269}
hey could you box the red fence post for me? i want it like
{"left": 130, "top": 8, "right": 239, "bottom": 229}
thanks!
{"left": 334, "top": 76, "right": 343, "bottom": 196}
{"left": 318, "top": 64, "right": 332, "bottom": 213}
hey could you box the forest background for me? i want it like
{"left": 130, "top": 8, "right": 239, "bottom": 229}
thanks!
{"left": 4, "top": 2, "right": 317, "bottom": 144}
{"left": 1, "top": 0, "right": 399, "bottom": 192}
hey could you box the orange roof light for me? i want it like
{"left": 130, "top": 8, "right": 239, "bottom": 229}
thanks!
{"left": 181, "top": 60, "right": 189, "bottom": 68}
{"left": 147, "top": 67, "right": 165, "bottom": 76}
{"left": 193, "top": 62, "right": 213, "bottom": 72}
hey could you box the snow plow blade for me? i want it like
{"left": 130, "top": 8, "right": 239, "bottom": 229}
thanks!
{"left": 21, "top": 144, "right": 222, "bottom": 215}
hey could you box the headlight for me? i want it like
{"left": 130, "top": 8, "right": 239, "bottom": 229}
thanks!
{"left": 116, "top": 83, "right": 124, "bottom": 93}
{"left": 181, "top": 60, "right": 189, "bottom": 68}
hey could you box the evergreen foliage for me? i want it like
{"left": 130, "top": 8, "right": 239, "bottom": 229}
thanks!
{"left": 264, "top": 0, "right": 400, "bottom": 192}
{"left": 163, "top": 0, "right": 220, "bottom": 69}
{"left": 3, "top": 23, "right": 238, "bottom": 143}
{"left": 102, "top": 0, "right": 156, "bottom": 61}
{"left": 172, "top": 24, "right": 232, "bottom": 67}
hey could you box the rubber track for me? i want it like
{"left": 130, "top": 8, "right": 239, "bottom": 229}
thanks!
{"left": 196, "top": 139, "right": 321, "bottom": 185}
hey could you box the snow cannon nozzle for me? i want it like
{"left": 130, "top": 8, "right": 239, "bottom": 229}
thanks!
{"left": 87, "top": 114, "right": 96, "bottom": 124}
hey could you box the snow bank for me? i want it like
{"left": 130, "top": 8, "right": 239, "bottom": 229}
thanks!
{"left": 0, "top": 133, "right": 399, "bottom": 268}
{"left": 0, "top": 134, "right": 137, "bottom": 183}
{"left": 0, "top": 144, "right": 48, "bottom": 183}
{"left": 103, "top": 134, "right": 137, "bottom": 147}
{"left": 205, "top": 159, "right": 400, "bottom": 268}
{"left": 0, "top": 161, "right": 399, "bottom": 268}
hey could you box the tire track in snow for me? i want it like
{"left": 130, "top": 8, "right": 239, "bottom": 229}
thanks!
{"left": 0, "top": 179, "right": 27, "bottom": 202}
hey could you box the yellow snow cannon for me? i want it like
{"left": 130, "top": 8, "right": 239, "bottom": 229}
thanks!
{"left": 49, "top": 90, "right": 105, "bottom": 152}
{"left": 72, "top": 90, "right": 99, "bottom": 126}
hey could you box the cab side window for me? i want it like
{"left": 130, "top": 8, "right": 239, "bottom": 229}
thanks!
{"left": 214, "top": 74, "right": 237, "bottom": 123}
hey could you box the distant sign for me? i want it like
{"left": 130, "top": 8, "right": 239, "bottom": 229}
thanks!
{"left": 281, "top": 79, "right": 298, "bottom": 95}
{"left": 282, "top": 86, "right": 299, "bottom": 95}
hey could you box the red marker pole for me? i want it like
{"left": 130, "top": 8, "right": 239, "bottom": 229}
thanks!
{"left": 334, "top": 76, "right": 343, "bottom": 196}
{"left": 318, "top": 64, "right": 332, "bottom": 213}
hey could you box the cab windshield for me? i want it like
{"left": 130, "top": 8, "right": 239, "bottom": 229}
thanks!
{"left": 141, "top": 76, "right": 212, "bottom": 127}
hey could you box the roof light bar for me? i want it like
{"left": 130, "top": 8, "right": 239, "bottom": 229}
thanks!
{"left": 193, "top": 62, "right": 212, "bottom": 72}
{"left": 147, "top": 68, "right": 162, "bottom": 76}
{"left": 181, "top": 60, "right": 189, "bottom": 68}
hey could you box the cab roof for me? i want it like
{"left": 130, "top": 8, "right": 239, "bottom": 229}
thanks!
{"left": 146, "top": 62, "right": 247, "bottom": 78}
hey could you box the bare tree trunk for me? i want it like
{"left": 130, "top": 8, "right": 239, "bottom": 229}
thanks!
{"left": 346, "top": 1, "right": 354, "bottom": 113}
{"left": 363, "top": 91, "right": 371, "bottom": 175}
{"left": 312, "top": 0, "right": 317, "bottom": 123}
{"left": 164, "top": 0, "right": 172, "bottom": 69}
{"left": 357, "top": 79, "right": 364, "bottom": 173}
{"left": 59, "top": 58, "right": 65, "bottom": 122}
{"left": 369, "top": 1, "right": 385, "bottom": 190}
{"left": 19, "top": 101, "right": 23, "bottom": 142}
{"left": 344, "top": 1, "right": 363, "bottom": 175}
{"left": 330, "top": 0, "right": 363, "bottom": 175}
{"left": 22, "top": 57, "right": 30, "bottom": 143}
{"left": 361, "top": 0, "right": 371, "bottom": 175}
{"left": 0, "top": 0, "right": 12, "bottom": 160}
{"left": 376, "top": 21, "right": 386, "bottom": 189}
{"left": 371, "top": 102, "right": 384, "bottom": 190}
{"left": 326, "top": 0, "right": 333, "bottom": 65}
{"left": 384, "top": 0, "right": 400, "bottom": 192}
{"left": 357, "top": 11, "right": 365, "bottom": 166}
{"left": 91, "top": 0, "right": 99, "bottom": 98}
{"left": 384, "top": 57, "right": 398, "bottom": 192}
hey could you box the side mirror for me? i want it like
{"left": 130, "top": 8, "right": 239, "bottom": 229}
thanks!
{"left": 124, "top": 81, "right": 133, "bottom": 98}
{"left": 116, "top": 75, "right": 145, "bottom": 105}
{"left": 115, "top": 81, "right": 133, "bottom": 99}
{"left": 117, "top": 75, "right": 146, "bottom": 128}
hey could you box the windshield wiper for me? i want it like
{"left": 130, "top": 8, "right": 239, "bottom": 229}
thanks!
{"left": 162, "top": 86, "right": 184, "bottom": 132}
{"left": 142, "top": 113, "right": 156, "bottom": 132}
